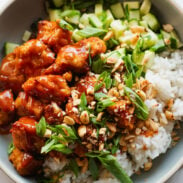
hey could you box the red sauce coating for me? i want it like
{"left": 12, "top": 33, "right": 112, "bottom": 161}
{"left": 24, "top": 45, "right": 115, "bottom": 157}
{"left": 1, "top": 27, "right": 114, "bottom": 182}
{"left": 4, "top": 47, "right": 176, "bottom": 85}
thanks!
{"left": 44, "top": 37, "right": 106, "bottom": 75}
{"left": 22, "top": 75, "right": 71, "bottom": 104}
{"left": 37, "top": 20, "right": 72, "bottom": 53}
{"left": 11, "top": 117, "right": 44, "bottom": 153}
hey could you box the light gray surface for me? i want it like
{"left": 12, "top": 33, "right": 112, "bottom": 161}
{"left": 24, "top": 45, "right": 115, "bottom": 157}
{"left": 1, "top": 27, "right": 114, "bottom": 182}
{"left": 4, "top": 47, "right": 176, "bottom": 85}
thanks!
{"left": 0, "top": 0, "right": 182, "bottom": 183}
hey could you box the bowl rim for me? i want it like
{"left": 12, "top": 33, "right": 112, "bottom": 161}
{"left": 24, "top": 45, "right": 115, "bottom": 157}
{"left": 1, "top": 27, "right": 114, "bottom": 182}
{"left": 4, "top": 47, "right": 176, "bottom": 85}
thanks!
{"left": 0, "top": 0, "right": 182, "bottom": 183}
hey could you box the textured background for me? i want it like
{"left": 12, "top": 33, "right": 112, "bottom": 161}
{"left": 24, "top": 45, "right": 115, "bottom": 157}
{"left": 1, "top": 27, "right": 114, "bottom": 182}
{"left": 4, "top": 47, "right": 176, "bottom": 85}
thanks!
{"left": 0, "top": 0, "right": 182, "bottom": 182}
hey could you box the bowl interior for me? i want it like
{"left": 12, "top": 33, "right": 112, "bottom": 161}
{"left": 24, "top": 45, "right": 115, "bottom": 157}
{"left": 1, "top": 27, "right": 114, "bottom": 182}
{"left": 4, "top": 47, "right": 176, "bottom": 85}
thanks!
{"left": 0, "top": 0, "right": 182, "bottom": 183}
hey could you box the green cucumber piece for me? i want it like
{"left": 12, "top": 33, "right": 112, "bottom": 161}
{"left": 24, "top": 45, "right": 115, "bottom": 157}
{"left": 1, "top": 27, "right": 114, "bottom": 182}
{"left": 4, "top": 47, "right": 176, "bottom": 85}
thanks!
{"left": 170, "top": 31, "right": 183, "bottom": 48}
{"left": 144, "top": 50, "right": 155, "bottom": 68}
{"left": 52, "top": 0, "right": 64, "bottom": 8}
{"left": 60, "top": 10, "right": 80, "bottom": 25}
{"left": 170, "top": 37, "right": 178, "bottom": 49}
{"left": 104, "top": 10, "right": 114, "bottom": 28}
{"left": 95, "top": 3, "right": 103, "bottom": 16}
{"left": 140, "top": 0, "right": 151, "bottom": 15}
{"left": 161, "top": 30, "right": 171, "bottom": 39}
{"left": 142, "top": 31, "right": 158, "bottom": 50}
{"left": 65, "top": 14, "right": 80, "bottom": 25}
{"left": 110, "top": 20, "right": 127, "bottom": 39}
{"left": 110, "top": 3, "right": 125, "bottom": 19}
{"left": 123, "top": 2, "right": 140, "bottom": 10}
{"left": 161, "top": 30, "right": 183, "bottom": 49}
{"left": 88, "top": 14, "right": 103, "bottom": 28}
{"left": 139, "top": 20, "right": 148, "bottom": 28}
{"left": 22, "top": 30, "right": 32, "bottom": 42}
{"left": 72, "top": 29, "right": 83, "bottom": 42}
{"left": 49, "top": 9, "right": 61, "bottom": 21}
{"left": 150, "top": 34, "right": 166, "bottom": 52}
{"left": 142, "top": 13, "right": 160, "bottom": 32}
{"left": 129, "top": 9, "right": 140, "bottom": 20}
{"left": 4, "top": 42, "right": 19, "bottom": 55}
{"left": 128, "top": 19, "right": 139, "bottom": 27}
{"left": 132, "top": 50, "right": 145, "bottom": 65}
{"left": 80, "top": 13, "right": 90, "bottom": 27}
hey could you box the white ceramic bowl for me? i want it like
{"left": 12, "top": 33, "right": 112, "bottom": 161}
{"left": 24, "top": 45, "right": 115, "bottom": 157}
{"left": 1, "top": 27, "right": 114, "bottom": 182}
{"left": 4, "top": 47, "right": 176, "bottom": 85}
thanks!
{"left": 0, "top": 0, "right": 182, "bottom": 183}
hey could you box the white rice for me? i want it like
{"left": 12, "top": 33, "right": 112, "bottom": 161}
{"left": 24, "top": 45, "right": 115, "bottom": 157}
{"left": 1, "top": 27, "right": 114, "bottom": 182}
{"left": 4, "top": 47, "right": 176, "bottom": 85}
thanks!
{"left": 146, "top": 51, "right": 183, "bottom": 120}
{"left": 44, "top": 51, "right": 183, "bottom": 182}
{"left": 128, "top": 127, "right": 172, "bottom": 171}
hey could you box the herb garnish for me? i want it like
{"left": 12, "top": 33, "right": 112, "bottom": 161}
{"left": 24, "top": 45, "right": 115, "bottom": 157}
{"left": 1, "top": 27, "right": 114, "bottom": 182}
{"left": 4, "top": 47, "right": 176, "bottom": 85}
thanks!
{"left": 94, "top": 71, "right": 112, "bottom": 92}
{"left": 8, "top": 143, "right": 15, "bottom": 155}
{"left": 36, "top": 117, "right": 47, "bottom": 137}
{"left": 124, "top": 86, "right": 149, "bottom": 120}
{"left": 86, "top": 151, "right": 132, "bottom": 183}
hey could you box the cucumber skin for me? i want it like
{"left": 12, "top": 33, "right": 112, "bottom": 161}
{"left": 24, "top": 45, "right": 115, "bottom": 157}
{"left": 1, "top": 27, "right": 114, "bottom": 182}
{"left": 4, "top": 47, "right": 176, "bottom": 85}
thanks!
{"left": 4, "top": 43, "right": 19, "bottom": 55}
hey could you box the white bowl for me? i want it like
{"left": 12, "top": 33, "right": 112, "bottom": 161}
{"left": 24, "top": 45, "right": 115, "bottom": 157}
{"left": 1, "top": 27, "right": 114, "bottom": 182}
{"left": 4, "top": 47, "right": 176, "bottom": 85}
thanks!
{"left": 0, "top": 0, "right": 182, "bottom": 183}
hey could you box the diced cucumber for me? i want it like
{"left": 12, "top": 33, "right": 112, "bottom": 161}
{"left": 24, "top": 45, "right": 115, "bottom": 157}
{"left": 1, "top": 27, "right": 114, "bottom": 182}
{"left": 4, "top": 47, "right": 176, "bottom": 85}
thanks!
{"left": 150, "top": 34, "right": 166, "bottom": 52}
{"left": 88, "top": 14, "right": 103, "bottom": 28}
{"left": 110, "top": 20, "right": 127, "bottom": 39}
{"left": 170, "top": 31, "right": 183, "bottom": 48}
{"left": 104, "top": 10, "right": 114, "bottom": 28}
{"left": 139, "top": 20, "right": 148, "bottom": 28}
{"left": 4, "top": 42, "right": 19, "bottom": 55}
{"left": 52, "top": 0, "right": 64, "bottom": 8}
{"left": 49, "top": 9, "right": 61, "bottom": 21}
{"left": 140, "top": 0, "right": 151, "bottom": 15}
{"left": 142, "top": 13, "right": 160, "bottom": 32}
{"left": 22, "top": 30, "right": 32, "bottom": 42}
{"left": 161, "top": 30, "right": 171, "bottom": 40}
{"left": 129, "top": 9, "right": 140, "bottom": 20}
{"left": 132, "top": 38, "right": 144, "bottom": 64}
{"left": 132, "top": 50, "right": 145, "bottom": 65}
{"left": 143, "top": 50, "right": 155, "bottom": 68}
{"left": 95, "top": 4, "right": 103, "bottom": 16}
{"left": 170, "top": 37, "right": 178, "bottom": 49}
{"left": 110, "top": 3, "right": 125, "bottom": 19}
{"left": 123, "top": 2, "right": 140, "bottom": 10}
{"left": 80, "top": 13, "right": 90, "bottom": 27}
{"left": 128, "top": 19, "right": 139, "bottom": 27}
{"left": 161, "top": 30, "right": 183, "bottom": 49}
{"left": 72, "top": 29, "right": 83, "bottom": 42}
{"left": 141, "top": 30, "right": 158, "bottom": 50}
{"left": 65, "top": 14, "right": 80, "bottom": 25}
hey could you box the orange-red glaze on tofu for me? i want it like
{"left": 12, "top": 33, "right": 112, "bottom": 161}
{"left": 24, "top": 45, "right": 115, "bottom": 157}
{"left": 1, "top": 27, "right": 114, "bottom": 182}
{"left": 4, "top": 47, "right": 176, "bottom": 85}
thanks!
{"left": 0, "top": 40, "right": 55, "bottom": 94}
{"left": 9, "top": 148, "right": 42, "bottom": 176}
{"left": 37, "top": 20, "right": 72, "bottom": 53}
{"left": 75, "top": 75, "right": 97, "bottom": 96}
{"left": 44, "top": 102, "right": 64, "bottom": 125}
{"left": 22, "top": 75, "right": 71, "bottom": 104}
{"left": 15, "top": 92, "right": 44, "bottom": 119}
{"left": 11, "top": 117, "right": 44, "bottom": 153}
{"left": 0, "top": 90, "right": 15, "bottom": 126}
{"left": 44, "top": 37, "right": 106, "bottom": 75}
{"left": 0, "top": 53, "right": 25, "bottom": 94}
{"left": 107, "top": 100, "right": 135, "bottom": 130}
